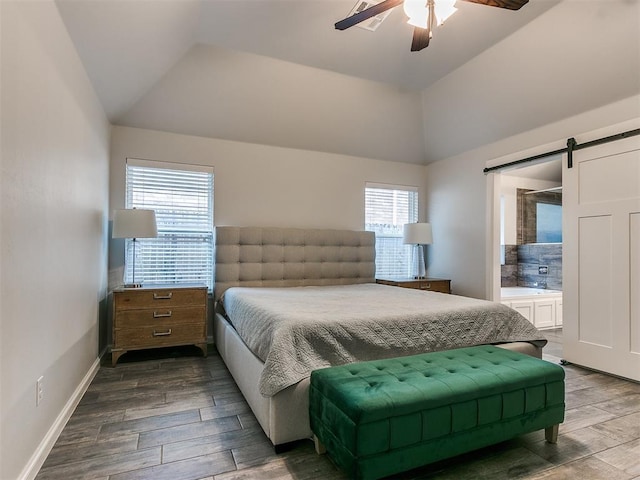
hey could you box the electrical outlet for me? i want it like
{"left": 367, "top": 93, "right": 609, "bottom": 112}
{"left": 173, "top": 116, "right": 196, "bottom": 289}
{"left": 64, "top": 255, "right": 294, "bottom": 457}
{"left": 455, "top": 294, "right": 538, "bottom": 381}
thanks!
{"left": 538, "top": 265, "right": 549, "bottom": 275}
{"left": 36, "top": 376, "right": 44, "bottom": 406}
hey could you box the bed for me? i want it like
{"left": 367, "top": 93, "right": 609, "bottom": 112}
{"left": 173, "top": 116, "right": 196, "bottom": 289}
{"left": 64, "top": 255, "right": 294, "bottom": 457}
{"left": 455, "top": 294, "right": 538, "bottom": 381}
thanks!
{"left": 213, "top": 226, "right": 546, "bottom": 450}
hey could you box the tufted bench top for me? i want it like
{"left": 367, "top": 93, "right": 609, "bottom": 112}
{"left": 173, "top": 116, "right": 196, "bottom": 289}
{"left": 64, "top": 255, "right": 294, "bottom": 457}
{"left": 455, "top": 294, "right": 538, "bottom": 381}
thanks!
{"left": 310, "top": 345, "right": 565, "bottom": 480}
{"left": 313, "top": 344, "right": 562, "bottom": 423}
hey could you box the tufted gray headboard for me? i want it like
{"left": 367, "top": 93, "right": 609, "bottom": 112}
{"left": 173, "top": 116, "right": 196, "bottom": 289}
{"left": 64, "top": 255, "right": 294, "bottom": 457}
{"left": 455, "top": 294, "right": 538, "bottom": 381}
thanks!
{"left": 214, "top": 226, "right": 376, "bottom": 301}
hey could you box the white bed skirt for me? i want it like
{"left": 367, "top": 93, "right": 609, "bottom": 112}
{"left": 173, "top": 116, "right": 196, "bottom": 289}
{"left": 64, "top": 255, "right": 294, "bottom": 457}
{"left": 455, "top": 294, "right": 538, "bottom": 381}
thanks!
{"left": 214, "top": 312, "right": 542, "bottom": 448}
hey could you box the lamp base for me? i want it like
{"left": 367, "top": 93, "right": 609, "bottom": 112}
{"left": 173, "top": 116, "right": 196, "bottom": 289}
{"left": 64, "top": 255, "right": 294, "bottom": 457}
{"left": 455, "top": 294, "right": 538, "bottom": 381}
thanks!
{"left": 123, "top": 283, "right": 143, "bottom": 289}
{"left": 411, "top": 244, "right": 426, "bottom": 279}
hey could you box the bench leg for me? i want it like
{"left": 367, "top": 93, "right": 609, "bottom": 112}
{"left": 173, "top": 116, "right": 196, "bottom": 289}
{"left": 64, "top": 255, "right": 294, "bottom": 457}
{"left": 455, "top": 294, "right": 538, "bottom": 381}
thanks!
{"left": 313, "top": 435, "right": 327, "bottom": 455}
{"left": 545, "top": 424, "right": 559, "bottom": 444}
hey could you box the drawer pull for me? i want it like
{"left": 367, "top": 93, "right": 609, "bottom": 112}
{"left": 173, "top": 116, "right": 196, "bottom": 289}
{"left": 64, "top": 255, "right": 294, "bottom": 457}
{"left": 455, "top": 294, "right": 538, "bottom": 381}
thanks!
{"left": 153, "top": 310, "right": 172, "bottom": 318}
{"left": 153, "top": 292, "right": 173, "bottom": 300}
{"left": 153, "top": 329, "right": 172, "bottom": 337}
{"left": 420, "top": 284, "right": 431, "bottom": 289}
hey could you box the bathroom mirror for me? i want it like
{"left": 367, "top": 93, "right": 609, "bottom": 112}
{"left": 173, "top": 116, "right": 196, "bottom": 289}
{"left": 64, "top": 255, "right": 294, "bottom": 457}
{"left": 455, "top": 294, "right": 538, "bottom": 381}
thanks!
{"left": 517, "top": 188, "right": 562, "bottom": 244}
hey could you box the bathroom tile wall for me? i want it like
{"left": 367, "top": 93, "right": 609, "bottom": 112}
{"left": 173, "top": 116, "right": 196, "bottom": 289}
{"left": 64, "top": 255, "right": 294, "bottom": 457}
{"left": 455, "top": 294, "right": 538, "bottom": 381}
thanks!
{"left": 501, "top": 245, "right": 518, "bottom": 287}
{"left": 501, "top": 243, "right": 562, "bottom": 290}
{"left": 517, "top": 243, "right": 562, "bottom": 290}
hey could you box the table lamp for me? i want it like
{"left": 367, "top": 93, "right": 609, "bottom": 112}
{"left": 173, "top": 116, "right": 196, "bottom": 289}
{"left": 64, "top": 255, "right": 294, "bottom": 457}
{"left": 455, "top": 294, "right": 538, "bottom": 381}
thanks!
{"left": 112, "top": 208, "right": 158, "bottom": 287}
{"left": 403, "top": 222, "right": 433, "bottom": 279}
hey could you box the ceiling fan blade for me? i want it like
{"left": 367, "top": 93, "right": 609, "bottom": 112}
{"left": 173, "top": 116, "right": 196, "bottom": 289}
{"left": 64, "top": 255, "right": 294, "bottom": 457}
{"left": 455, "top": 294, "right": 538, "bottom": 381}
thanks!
{"left": 461, "top": 0, "right": 528, "bottom": 10}
{"left": 335, "top": 0, "right": 404, "bottom": 30}
{"left": 411, "top": 27, "right": 431, "bottom": 52}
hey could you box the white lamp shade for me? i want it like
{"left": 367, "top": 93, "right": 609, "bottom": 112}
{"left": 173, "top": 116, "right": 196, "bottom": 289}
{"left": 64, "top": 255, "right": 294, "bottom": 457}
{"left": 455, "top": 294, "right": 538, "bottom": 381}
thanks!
{"left": 112, "top": 209, "right": 158, "bottom": 239}
{"left": 434, "top": 0, "right": 457, "bottom": 25}
{"left": 403, "top": 223, "right": 433, "bottom": 245}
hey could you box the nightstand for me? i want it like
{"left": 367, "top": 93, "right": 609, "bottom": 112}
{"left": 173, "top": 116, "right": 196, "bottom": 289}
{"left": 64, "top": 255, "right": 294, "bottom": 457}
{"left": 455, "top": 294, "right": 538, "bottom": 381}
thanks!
{"left": 111, "top": 284, "right": 207, "bottom": 366}
{"left": 376, "top": 277, "right": 451, "bottom": 294}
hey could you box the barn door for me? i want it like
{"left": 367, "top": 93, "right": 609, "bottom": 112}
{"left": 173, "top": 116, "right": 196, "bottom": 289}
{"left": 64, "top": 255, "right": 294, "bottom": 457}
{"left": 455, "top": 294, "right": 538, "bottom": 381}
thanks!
{"left": 563, "top": 135, "right": 640, "bottom": 381}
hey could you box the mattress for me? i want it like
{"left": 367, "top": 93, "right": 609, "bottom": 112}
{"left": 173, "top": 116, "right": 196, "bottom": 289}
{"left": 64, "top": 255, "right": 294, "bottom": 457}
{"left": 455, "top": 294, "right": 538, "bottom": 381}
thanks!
{"left": 219, "top": 283, "right": 547, "bottom": 397}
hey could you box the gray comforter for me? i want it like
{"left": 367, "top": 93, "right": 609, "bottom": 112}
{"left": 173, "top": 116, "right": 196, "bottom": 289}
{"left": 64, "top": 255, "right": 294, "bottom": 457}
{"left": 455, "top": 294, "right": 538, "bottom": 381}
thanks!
{"left": 220, "top": 283, "right": 547, "bottom": 396}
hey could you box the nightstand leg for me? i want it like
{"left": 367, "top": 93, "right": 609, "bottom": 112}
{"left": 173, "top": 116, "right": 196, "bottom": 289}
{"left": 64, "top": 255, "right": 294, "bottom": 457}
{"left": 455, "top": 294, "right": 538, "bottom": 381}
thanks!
{"left": 195, "top": 343, "right": 208, "bottom": 358}
{"left": 111, "top": 349, "right": 126, "bottom": 367}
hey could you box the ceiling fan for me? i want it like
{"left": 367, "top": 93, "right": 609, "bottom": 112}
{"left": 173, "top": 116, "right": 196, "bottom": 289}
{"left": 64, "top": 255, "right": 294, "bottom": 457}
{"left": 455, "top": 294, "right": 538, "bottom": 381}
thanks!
{"left": 335, "top": 0, "right": 529, "bottom": 52}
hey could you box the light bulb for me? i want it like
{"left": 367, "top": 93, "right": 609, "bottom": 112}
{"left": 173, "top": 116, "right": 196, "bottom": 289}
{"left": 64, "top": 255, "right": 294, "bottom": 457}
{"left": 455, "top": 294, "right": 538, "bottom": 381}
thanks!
{"left": 403, "top": 0, "right": 428, "bottom": 28}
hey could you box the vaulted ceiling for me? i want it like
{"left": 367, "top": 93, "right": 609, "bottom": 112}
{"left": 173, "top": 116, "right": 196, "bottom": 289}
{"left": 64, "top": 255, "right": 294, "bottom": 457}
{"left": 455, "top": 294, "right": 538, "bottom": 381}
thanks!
{"left": 56, "top": 0, "right": 639, "bottom": 164}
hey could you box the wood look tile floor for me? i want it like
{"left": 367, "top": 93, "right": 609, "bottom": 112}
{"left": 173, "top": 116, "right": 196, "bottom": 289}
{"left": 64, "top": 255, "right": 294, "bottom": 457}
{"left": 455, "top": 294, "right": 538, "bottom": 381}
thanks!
{"left": 36, "top": 329, "right": 640, "bottom": 480}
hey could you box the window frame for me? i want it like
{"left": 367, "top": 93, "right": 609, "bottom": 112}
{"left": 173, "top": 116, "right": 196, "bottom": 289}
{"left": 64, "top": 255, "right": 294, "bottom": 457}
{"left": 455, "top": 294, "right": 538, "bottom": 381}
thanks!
{"left": 364, "top": 182, "right": 419, "bottom": 278}
{"left": 123, "top": 158, "right": 214, "bottom": 290}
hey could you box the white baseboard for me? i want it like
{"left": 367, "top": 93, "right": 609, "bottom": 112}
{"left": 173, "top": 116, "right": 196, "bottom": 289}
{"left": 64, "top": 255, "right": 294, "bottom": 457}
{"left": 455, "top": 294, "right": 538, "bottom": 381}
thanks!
{"left": 18, "top": 356, "right": 102, "bottom": 480}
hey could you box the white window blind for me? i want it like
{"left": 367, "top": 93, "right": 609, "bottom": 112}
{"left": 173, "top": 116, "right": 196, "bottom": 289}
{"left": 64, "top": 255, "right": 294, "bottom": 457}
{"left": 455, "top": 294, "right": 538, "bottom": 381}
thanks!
{"left": 124, "top": 159, "right": 214, "bottom": 290}
{"left": 365, "top": 183, "right": 418, "bottom": 277}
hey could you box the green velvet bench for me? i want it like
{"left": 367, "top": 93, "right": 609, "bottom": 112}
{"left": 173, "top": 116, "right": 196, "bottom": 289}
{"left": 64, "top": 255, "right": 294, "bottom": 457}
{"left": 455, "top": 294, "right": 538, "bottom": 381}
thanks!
{"left": 309, "top": 345, "right": 565, "bottom": 480}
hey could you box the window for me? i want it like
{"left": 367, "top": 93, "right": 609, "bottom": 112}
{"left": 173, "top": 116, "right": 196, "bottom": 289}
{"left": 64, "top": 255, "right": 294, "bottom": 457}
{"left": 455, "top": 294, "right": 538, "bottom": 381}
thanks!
{"left": 365, "top": 183, "right": 418, "bottom": 277}
{"left": 124, "top": 158, "right": 214, "bottom": 290}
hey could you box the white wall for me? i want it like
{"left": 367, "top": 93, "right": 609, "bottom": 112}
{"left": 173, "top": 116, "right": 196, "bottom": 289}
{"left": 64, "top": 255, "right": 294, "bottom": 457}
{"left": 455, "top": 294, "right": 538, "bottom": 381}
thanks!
{"left": 0, "top": 1, "right": 110, "bottom": 479}
{"left": 426, "top": 95, "right": 640, "bottom": 299}
{"left": 421, "top": 0, "right": 640, "bottom": 162}
{"left": 118, "top": 44, "right": 427, "bottom": 165}
{"left": 109, "top": 126, "right": 428, "bottom": 288}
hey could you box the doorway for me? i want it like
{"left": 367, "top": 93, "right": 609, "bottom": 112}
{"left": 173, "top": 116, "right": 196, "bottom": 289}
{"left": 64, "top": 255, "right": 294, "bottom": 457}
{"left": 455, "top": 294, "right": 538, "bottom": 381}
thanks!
{"left": 490, "top": 157, "right": 563, "bottom": 331}
{"left": 486, "top": 129, "right": 640, "bottom": 381}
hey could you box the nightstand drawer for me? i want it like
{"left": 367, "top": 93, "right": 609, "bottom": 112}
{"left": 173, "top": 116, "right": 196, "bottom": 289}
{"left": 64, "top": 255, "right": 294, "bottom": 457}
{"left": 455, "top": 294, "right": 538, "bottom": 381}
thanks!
{"left": 417, "top": 280, "right": 450, "bottom": 293}
{"left": 391, "top": 280, "right": 423, "bottom": 289}
{"left": 115, "top": 323, "right": 206, "bottom": 349}
{"left": 376, "top": 278, "right": 451, "bottom": 294}
{"left": 114, "top": 306, "right": 206, "bottom": 328}
{"left": 114, "top": 288, "right": 206, "bottom": 310}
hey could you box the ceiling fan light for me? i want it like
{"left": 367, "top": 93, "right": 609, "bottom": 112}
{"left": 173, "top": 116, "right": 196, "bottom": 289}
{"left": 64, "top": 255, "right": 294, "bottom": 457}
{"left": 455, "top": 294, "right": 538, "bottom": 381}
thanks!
{"left": 434, "top": 0, "right": 457, "bottom": 25}
{"left": 403, "top": 0, "right": 429, "bottom": 28}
